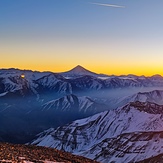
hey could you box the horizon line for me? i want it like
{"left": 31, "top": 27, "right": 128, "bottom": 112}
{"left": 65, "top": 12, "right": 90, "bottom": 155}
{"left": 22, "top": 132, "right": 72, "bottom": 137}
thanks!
{"left": 0, "top": 66, "right": 162, "bottom": 78}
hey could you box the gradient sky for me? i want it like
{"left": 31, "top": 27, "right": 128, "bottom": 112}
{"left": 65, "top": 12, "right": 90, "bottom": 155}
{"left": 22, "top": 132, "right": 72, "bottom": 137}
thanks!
{"left": 0, "top": 0, "right": 163, "bottom": 75}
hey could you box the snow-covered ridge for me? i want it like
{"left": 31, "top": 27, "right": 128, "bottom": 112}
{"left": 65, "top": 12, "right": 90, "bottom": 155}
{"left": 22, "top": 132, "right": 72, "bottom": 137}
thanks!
{"left": 30, "top": 100, "right": 163, "bottom": 162}
{"left": 42, "top": 94, "right": 108, "bottom": 114}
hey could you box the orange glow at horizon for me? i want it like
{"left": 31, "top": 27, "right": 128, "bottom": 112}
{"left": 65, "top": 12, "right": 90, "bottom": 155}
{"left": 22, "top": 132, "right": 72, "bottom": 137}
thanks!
{"left": 1, "top": 61, "right": 163, "bottom": 77}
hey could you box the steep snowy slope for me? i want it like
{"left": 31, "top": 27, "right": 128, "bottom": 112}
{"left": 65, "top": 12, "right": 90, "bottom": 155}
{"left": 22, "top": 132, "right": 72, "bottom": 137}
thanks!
{"left": 31, "top": 101, "right": 163, "bottom": 162}
{"left": 82, "top": 131, "right": 163, "bottom": 163}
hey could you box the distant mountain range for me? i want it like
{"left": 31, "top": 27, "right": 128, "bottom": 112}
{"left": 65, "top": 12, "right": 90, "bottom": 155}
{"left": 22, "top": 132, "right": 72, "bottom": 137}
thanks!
{"left": 1, "top": 65, "right": 163, "bottom": 97}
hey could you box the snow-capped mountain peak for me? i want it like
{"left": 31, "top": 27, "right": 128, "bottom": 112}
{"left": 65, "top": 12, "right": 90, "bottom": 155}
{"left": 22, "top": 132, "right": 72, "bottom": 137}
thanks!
{"left": 70, "top": 65, "right": 89, "bottom": 73}
{"left": 61, "top": 65, "right": 99, "bottom": 78}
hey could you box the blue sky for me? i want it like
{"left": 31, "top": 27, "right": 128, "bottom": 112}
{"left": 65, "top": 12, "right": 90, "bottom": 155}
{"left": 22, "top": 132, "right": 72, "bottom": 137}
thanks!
{"left": 0, "top": 0, "right": 163, "bottom": 75}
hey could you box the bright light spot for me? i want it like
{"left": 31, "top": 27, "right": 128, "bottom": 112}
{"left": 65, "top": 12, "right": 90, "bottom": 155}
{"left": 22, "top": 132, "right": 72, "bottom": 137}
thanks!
{"left": 21, "top": 74, "right": 25, "bottom": 78}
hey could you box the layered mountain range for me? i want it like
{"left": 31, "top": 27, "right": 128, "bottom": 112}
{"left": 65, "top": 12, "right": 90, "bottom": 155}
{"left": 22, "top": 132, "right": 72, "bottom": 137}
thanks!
{"left": 1, "top": 65, "right": 162, "bottom": 144}
{"left": 1, "top": 66, "right": 163, "bottom": 97}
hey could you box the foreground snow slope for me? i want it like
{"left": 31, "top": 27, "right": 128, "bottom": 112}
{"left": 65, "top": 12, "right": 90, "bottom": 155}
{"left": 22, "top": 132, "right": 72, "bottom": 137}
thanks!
{"left": 31, "top": 101, "right": 163, "bottom": 162}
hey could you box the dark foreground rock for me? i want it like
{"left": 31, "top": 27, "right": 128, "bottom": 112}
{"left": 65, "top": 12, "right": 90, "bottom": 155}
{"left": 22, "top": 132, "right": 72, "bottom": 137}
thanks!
{"left": 0, "top": 142, "right": 99, "bottom": 163}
